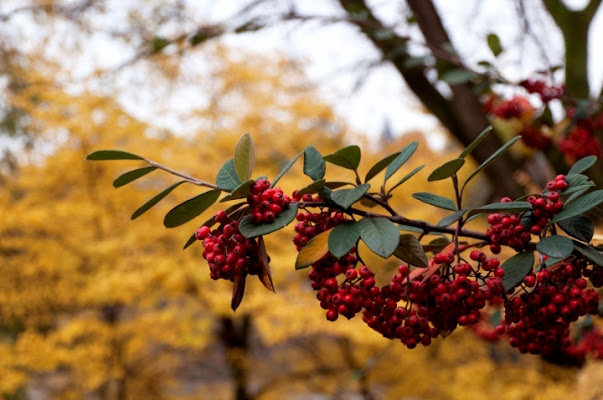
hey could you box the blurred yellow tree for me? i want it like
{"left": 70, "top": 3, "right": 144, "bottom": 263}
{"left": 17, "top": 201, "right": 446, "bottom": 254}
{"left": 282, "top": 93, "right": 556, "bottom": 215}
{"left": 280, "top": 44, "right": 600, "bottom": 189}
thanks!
{"left": 0, "top": 48, "right": 600, "bottom": 400}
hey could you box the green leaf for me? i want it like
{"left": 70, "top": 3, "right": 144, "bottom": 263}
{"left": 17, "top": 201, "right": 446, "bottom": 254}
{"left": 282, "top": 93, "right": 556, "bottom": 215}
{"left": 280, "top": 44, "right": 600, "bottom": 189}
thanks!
{"left": 183, "top": 232, "right": 197, "bottom": 250}
{"left": 238, "top": 203, "right": 299, "bottom": 238}
{"left": 441, "top": 69, "right": 477, "bottom": 85}
{"left": 428, "top": 158, "right": 465, "bottom": 181}
{"left": 412, "top": 192, "right": 456, "bottom": 211}
{"left": 113, "top": 166, "right": 156, "bottom": 188}
{"left": 330, "top": 184, "right": 370, "bottom": 210}
{"left": 329, "top": 221, "right": 360, "bottom": 258}
{"left": 463, "top": 136, "right": 521, "bottom": 190}
{"left": 323, "top": 181, "right": 354, "bottom": 190}
{"left": 557, "top": 216, "right": 594, "bottom": 243}
{"left": 459, "top": 126, "right": 492, "bottom": 159}
{"left": 163, "top": 190, "right": 221, "bottom": 228}
{"left": 216, "top": 159, "right": 242, "bottom": 191}
{"left": 234, "top": 132, "right": 255, "bottom": 181}
{"left": 563, "top": 174, "right": 594, "bottom": 193}
{"left": 388, "top": 165, "right": 425, "bottom": 194}
{"left": 486, "top": 33, "right": 503, "bottom": 56}
{"left": 467, "top": 201, "right": 532, "bottom": 217}
{"left": 364, "top": 152, "right": 400, "bottom": 182}
{"left": 403, "top": 56, "right": 428, "bottom": 69}
{"left": 197, "top": 201, "right": 247, "bottom": 232}
{"left": 536, "top": 236, "right": 574, "bottom": 259}
{"left": 86, "top": 150, "right": 145, "bottom": 161}
{"left": 131, "top": 180, "right": 187, "bottom": 220}
{"left": 220, "top": 179, "right": 255, "bottom": 202}
{"left": 423, "top": 237, "right": 451, "bottom": 254}
{"left": 152, "top": 36, "right": 170, "bottom": 53}
{"left": 568, "top": 155, "right": 597, "bottom": 175}
{"left": 551, "top": 190, "right": 603, "bottom": 223}
{"left": 384, "top": 141, "right": 419, "bottom": 182}
{"left": 323, "top": 145, "right": 361, "bottom": 171}
{"left": 303, "top": 146, "right": 325, "bottom": 180}
{"left": 272, "top": 151, "right": 302, "bottom": 187}
{"left": 437, "top": 209, "right": 467, "bottom": 227}
{"left": 359, "top": 217, "right": 399, "bottom": 258}
{"left": 394, "top": 234, "right": 428, "bottom": 268}
{"left": 297, "top": 179, "right": 326, "bottom": 196}
{"left": 397, "top": 224, "right": 425, "bottom": 234}
{"left": 501, "top": 251, "right": 534, "bottom": 292}
{"left": 574, "top": 242, "right": 603, "bottom": 267}
{"left": 295, "top": 229, "right": 331, "bottom": 269}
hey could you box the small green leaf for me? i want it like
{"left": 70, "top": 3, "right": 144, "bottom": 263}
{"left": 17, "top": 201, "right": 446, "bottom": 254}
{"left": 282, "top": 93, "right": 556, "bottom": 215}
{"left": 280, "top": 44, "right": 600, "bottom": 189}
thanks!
{"left": 403, "top": 56, "right": 428, "bottom": 69}
{"left": 330, "top": 184, "right": 370, "bottom": 210}
{"left": 428, "top": 158, "right": 465, "bottom": 181}
{"left": 574, "top": 242, "right": 603, "bottom": 267}
{"left": 323, "top": 145, "right": 361, "bottom": 171}
{"left": 397, "top": 224, "right": 425, "bottom": 234}
{"left": 297, "top": 179, "right": 326, "bottom": 196}
{"left": 364, "top": 152, "right": 400, "bottom": 182}
{"left": 183, "top": 232, "right": 197, "bottom": 250}
{"left": 238, "top": 203, "right": 299, "bottom": 238}
{"left": 216, "top": 159, "right": 242, "bottom": 191}
{"left": 502, "top": 251, "right": 534, "bottom": 292}
{"left": 384, "top": 141, "right": 419, "bottom": 182}
{"left": 272, "top": 151, "right": 302, "bottom": 187}
{"left": 536, "top": 236, "right": 574, "bottom": 259}
{"left": 113, "top": 166, "right": 156, "bottom": 188}
{"left": 86, "top": 150, "right": 145, "bottom": 161}
{"left": 486, "top": 33, "right": 503, "bottom": 56}
{"left": 394, "top": 234, "right": 428, "bottom": 268}
{"left": 234, "top": 133, "right": 255, "bottom": 181}
{"left": 295, "top": 229, "right": 331, "bottom": 269}
{"left": 323, "top": 181, "right": 354, "bottom": 190}
{"left": 459, "top": 126, "right": 492, "bottom": 159}
{"left": 359, "top": 217, "right": 399, "bottom": 258}
{"left": 557, "top": 216, "right": 594, "bottom": 243}
{"left": 388, "top": 165, "right": 425, "bottom": 194}
{"left": 467, "top": 201, "right": 532, "bottom": 217}
{"left": 131, "top": 180, "right": 187, "bottom": 220}
{"left": 304, "top": 146, "right": 325, "bottom": 180}
{"left": 220, "top": 179, "right": 255, "bottom": 202}
{"left": 412, "top": 192, "right": 456, "bottom": 211}
{"left": 568, "top": 156, "right": 597, "bottom": 175}
{"left": 437, "top": 209, "right": 467, "bottom": 227}
{"left": 441, "top": 69, "right": 477, "bottom": 85}
{"left": 163, "top": 190, "right": 221, "bottom": 228}
{"left": 423, "top": 237, "right": 450, "bottom": 254}
{"left": 329, "top": 221, "right": 360, "bottom": 258}
{"left": 551, "top": 190, "right": 603, "bottom": 223}
{"left": 463, "top": 136, "right": 521, "bottom": 191}
{"left": 152, "top": 36, "right": 170, "bottom": 53}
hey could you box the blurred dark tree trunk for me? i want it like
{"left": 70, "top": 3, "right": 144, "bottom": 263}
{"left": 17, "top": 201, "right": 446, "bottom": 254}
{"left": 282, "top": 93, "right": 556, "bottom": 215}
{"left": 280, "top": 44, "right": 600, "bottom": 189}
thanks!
{"left": 218, "top": 315, "right": 255, "bottom": 400}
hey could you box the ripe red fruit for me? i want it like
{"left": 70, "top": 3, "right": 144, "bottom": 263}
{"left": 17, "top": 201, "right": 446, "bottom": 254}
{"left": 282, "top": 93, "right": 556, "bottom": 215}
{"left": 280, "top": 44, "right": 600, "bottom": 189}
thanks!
{"left": 195, "top": 226, "right": 211, "bottom": 240}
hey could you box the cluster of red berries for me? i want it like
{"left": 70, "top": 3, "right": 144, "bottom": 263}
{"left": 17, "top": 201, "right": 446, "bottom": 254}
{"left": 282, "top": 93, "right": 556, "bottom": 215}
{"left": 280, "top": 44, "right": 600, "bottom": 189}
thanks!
{"left": 485, "top": 96, "right": 533, "bottom": 120}
{"left": 518, "top": 126, "right": 552, "bottom": 150}
{"left": 247, "top": 179, "right": 291, "bottom": 225}
{"left": 499, "top": 259, "right": 600, "bottom": 355}
{"left": 520, "top": 78, "right": 565, "bottom": 102}
{"left": 362, "top": 251, "right": 505, "bottom": 349}
{"left": 293, "top": 197, "right": 348, "bottom": 251}
{"left": 196, "top": 210, "right": 263, "bottom": 281}
{"left": 566, "top": 328, "right": 603, "bottom": 361}
{"left": 559, "top": 126, "right": 602, "bottom": 164}
{"left": 486, "top": 176, "right": 566, "bottom": 253}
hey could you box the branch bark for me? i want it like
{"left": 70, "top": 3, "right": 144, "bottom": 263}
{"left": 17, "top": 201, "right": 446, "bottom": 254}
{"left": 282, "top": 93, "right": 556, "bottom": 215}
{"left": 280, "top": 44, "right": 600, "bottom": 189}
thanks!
{"left": 337, "top": 0, "right": 524, "bottom": 199}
